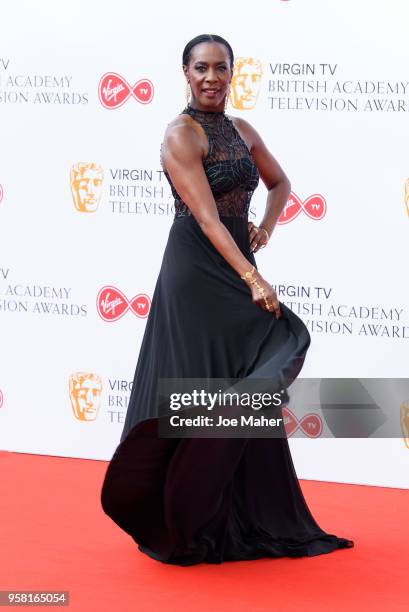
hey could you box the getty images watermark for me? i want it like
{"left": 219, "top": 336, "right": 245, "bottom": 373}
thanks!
{"left": 158, "top": 377, "right": 290, "bottom": 438}
{"left": 168, "top": 387, "right": 285, "bottom": 428}
{"left": 157, "top": 377, "right": 409, "bottom": 440}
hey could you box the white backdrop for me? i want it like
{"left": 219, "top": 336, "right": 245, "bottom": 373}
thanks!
{"left": 0, "top": 0, "right": 408, "bottom": 489}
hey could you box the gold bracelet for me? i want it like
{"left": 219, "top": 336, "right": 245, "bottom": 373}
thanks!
{"left": 240, "top": 266, "right": 271, "bottom": 310}
{"left": 240, "top": 265, "right": 256, "bottom": 282}
{"left": 259, "top": 227, "right": 270, "bottom": 240}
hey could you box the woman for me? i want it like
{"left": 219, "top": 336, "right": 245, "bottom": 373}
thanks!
{"left": 101, "top": 34, "right": 354, "bottom": 565}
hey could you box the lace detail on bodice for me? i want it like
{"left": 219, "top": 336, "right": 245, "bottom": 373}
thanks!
{"left": 160, "top": 105, "right": 260, "bottom": 219}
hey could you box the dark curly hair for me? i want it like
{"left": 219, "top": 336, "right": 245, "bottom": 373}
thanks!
{"left": 182, "top": 34, "right": 234, "bottom": 69}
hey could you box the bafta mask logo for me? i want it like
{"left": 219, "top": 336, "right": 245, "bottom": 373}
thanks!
{"left": 70, "top": 162, "right": 104, "bottom": 213}
{"left": 400, "top": 401, "right": 409, "bottom": 449}
{"left": 404, "top": 178, "right": 409, "bottom": 217}
{"left": 69, "top": 372, "right": 102, "bottom": 421}
{"left": 230, "top": 57, "right": 263, "bottom": 110}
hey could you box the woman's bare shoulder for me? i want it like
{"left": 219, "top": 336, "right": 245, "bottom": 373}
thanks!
{"left": 164, "top": 112, "right": 202, "bottom": 137}
{"left": 162, "top": 113, "right": 206, "bottom": 156}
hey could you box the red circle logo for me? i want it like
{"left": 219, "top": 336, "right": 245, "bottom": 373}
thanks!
{"left": 98, "top": 73, "right": 154, "bottom": 109}
{"left": 96, "top": 286, "right": 151, "bottom": 321}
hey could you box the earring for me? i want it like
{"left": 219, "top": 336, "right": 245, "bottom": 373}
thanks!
{"left": 224, "top": 84, "right": 231, "bottom": 110}
{"left": 185, "top": 81, "right": 191, "bottom": 107}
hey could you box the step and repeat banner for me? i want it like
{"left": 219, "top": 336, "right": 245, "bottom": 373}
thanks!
{"left": 0, "top": 0, "right": 408, "bottom": 488}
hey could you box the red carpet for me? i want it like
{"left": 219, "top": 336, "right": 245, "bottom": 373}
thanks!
{"left": 0, "top": 450, "right": 407, "bottom": 611}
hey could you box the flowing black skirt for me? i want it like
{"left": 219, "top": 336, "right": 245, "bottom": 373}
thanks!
{"left": 100, "top": 215, "right": 354, "bottom": 565}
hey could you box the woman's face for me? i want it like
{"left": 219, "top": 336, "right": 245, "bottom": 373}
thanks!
{"left": 183, "top": 42, "right": 232, "bottom": 111}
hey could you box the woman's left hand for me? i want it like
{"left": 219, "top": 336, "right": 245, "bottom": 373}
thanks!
{"left": 248, "top": 221, "right": 270, "bottom": 253}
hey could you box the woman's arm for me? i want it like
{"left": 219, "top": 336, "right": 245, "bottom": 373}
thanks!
{"left": 232, "top": 117, "right": 291, "bottom": 253}
{"left": 161, "top": 119, "right": 280, "bottom": 317}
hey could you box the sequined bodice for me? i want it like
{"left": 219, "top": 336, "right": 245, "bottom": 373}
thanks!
{"left": 161, "top": 105, "right": 260, "bottom": 219}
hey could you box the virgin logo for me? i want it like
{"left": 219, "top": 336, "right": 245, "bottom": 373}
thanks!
{"left": 97, "top": 286, "right": 151, "bottom": 322}
{"left": 278, "top": 192, "right": 327, "bottom": 224}
{"left": 98, "top": 73, "right": 154, "bottom": 109}
{"left": 282, "top": 406, "right": 323, "bottom": 438}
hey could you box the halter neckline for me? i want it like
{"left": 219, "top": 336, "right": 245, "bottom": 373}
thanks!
{"left": 184, "top": 104, "right": 226, "bottom": 116}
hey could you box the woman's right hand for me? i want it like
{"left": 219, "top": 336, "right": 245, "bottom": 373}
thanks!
{"left": 245, "top": 271, "right": 281, "bottom": 318}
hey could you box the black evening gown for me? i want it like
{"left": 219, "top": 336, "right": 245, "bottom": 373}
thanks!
{"left": 100, "top": 105, "right": 354, "bottom": 565}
